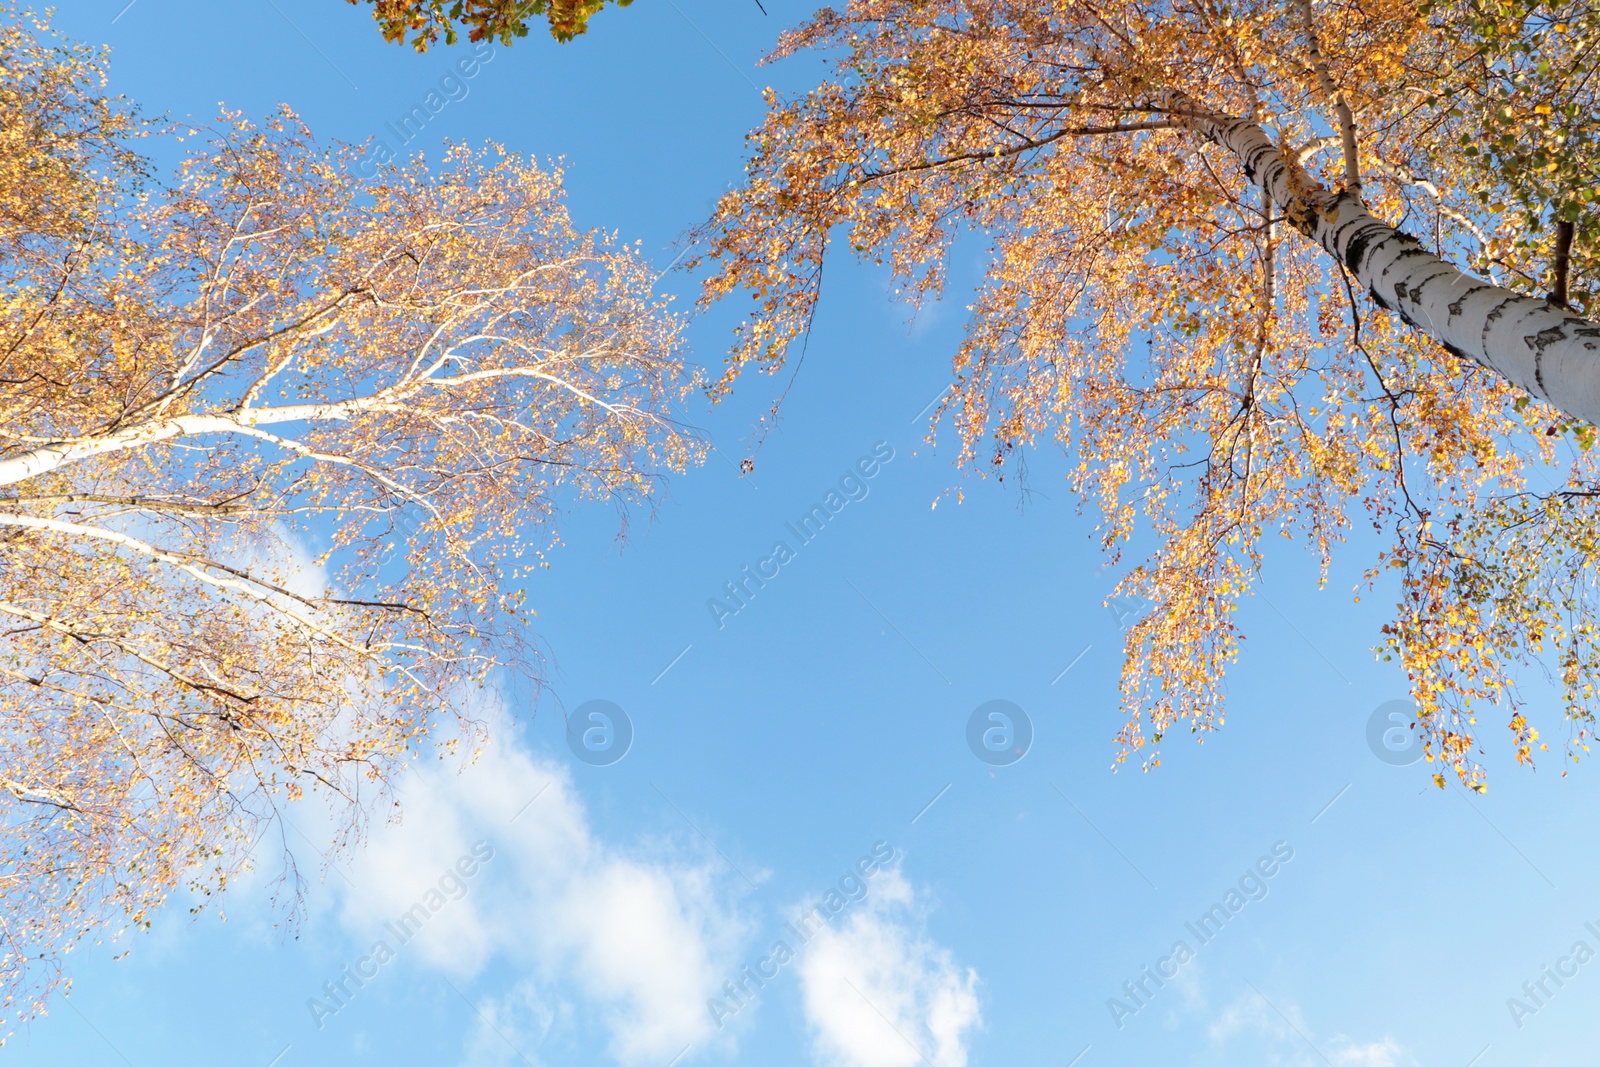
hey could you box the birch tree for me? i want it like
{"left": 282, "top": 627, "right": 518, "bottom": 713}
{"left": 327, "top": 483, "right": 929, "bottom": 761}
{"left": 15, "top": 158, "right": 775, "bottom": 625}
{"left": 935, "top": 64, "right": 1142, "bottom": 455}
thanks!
{"left": 0, "top": 9, "right": 694, "bottom": 1029}
{"left": 697, "top": 0, "right": 1600, "bottom": 786}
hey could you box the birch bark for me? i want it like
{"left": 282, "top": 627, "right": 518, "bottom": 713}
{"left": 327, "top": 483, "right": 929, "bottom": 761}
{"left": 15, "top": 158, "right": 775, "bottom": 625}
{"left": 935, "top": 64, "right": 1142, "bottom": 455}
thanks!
{"left": 1184, "top": 106, "right": 1600, "bottom": 425}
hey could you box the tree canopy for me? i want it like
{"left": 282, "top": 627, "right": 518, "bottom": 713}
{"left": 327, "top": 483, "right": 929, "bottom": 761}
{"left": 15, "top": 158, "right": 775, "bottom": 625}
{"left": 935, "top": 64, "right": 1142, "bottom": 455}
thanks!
{"left": 11, "top": 0, "right": 1600, "bottom": 1035}
{"left": 350, "top": 0, "right": 630, "bottom": 47}
{"left": 0, "top": 7, "right": 693, "bottom": 1028}
{"left": 696, "top": 0, "right": 1600, "bottom": 788}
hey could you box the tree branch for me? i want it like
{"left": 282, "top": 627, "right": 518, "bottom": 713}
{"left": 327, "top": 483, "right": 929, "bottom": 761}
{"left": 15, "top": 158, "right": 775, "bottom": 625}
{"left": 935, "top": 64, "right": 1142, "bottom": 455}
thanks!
{"left": 1293, "top": 0, "right": 1361, "bottom": 191}
{"left": 858, "top": 120, "right": 1182, "bottom": 182}
{"left": 1551, "top": 218, "right": 1575, "bottom": 309}
{"left": 1172, "top": 96, "right": 1600, "bottom": 427}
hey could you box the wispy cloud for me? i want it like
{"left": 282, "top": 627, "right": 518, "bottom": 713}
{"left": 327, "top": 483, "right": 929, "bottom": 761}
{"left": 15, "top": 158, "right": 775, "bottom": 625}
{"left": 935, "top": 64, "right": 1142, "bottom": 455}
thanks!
{"left": 457, "top": 980, "right": 566, "bottom": 1067}
{"left": 797, "top": 869, "right": 982, "bottom": 1067}
{"left": 1209, "top": 988, "right": 1417, "bottom": 1067}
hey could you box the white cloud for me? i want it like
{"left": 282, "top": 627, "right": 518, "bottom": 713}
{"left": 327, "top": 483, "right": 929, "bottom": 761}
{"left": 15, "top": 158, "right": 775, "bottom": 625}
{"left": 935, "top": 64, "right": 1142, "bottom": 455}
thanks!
{"left": 1208, "top": 988, "right": 1417, "bottom": 1067}
{"left": 301, "top": 688, "right": 981, "bottom": 1067}
{"left": 797, "top": 869, "right": 981, "bottom": 1067}
{"left": 458, "top": 980, "right": 567, "bottom": 1067}
{"left": 1162, "top": 960, "right": 1206, "bottom": 1025}
{"left": 1207, "top": 988, "right": 1301, "bottom": 1044}
{"left": 1327, "top": 1038, "right": 1414, "bottom": 1067}
{"left": 325, "top": 699, "right": 751, "bottom": 1067}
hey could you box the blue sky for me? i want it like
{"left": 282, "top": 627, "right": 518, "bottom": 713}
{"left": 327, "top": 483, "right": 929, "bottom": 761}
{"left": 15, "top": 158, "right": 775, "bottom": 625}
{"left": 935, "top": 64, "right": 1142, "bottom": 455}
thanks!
{"left": 15, "top": 2, "right": 1600, "bottom": 1065}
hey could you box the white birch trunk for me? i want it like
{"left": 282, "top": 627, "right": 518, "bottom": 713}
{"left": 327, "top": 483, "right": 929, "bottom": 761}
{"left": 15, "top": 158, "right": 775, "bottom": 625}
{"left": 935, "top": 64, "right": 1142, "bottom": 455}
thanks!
{"left": 0, "top": 362, "right": 619, "bottom": 490}
{"left": 1182, "top": 107, "right": 1600, "bottom": 426}
{"left": 0, "top": 405, "right": 368, "bottom": 489}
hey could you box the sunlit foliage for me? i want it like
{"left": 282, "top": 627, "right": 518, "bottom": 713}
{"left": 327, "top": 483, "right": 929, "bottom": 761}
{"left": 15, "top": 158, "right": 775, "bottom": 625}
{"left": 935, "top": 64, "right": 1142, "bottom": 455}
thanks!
{"left": 0, "top": 7, "right": 694, "bottom": 1031}
{"left": 697, "top": 0, "right": 1600, "bottom": 789}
